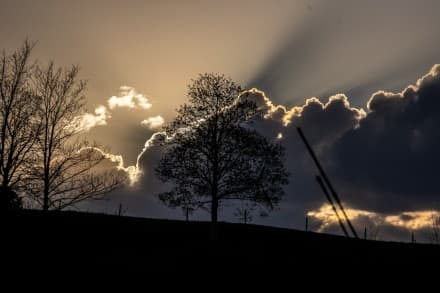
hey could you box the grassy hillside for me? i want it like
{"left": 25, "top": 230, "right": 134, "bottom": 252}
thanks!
{"left": 4, "top": 210, "right": 440, "bottom": 273}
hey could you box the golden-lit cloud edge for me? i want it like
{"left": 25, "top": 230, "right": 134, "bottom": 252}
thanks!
{"left": 241, "top": 88, "right": 366, "bottom": 127}
{"left": 308, "top": 203, "right": 438, "bottom": 232}
{"left": 70, "top": 86, "right": 160, "bottom": 185}
{"left": 108, "top": 86, "right": 152, "bottom": 110}
{"left": 141, "top": 115, "right": 165, "bottom": 129}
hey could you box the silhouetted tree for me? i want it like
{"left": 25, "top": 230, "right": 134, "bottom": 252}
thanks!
{"left": 178, "top": 191, "right": 197, "bottom": 221}
{"left": 367, "top": 217, "right": 383, "bottom": 241}
{"left": 25, "top": 62, "right": 126, "bottom": 210}
{"left": 155, "top": 73, "right": 289, "bottom": 239}
{"left": 234, "top": 202, "right": 256, "bottom": 224}
{"left": 0, "top": 40, "right": 40, "bottom": 210}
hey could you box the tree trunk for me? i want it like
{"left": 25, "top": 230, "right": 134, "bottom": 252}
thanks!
{"left": 1, "top": 176, "right": 10, "bottom": 210}
{"left": 210, "top": 197, "right": 219, "bottom": 240}
{"left": 43, "top": 179, "right": 49, "bottom": 211}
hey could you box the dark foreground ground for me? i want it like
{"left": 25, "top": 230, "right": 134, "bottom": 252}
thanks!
{"left": 3, "top": 210, "right": 440, "bottom": 276}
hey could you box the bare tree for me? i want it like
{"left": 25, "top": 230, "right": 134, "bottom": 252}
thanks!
{"left": 367, "top": 217, "right": 383, "bottom": 241}
{"left": 234, "top": 202, "right": 256, "bottom": 224}
{"left": 0, "top": 40, "right": 40, "bottom": 210}
{"left": 156, "top": 73, "right": 289, "bottom": 239}
{"left": 26, "top": 62, "right": 126, "bottom": 210}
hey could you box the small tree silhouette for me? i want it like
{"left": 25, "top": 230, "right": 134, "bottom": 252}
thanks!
{"left": 366, "top": 216, "right": 384, "bottom": 241}
{"left": 155, "top": 73, "right": 289, "bottom": 239}
{"left": 234, "top": 203, "right": 256, "bottom": 224}
{"left": 160, "top": 188, "right": 197, "bottom": 221}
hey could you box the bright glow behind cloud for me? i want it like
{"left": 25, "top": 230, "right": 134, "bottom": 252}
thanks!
{"left": 108, "top": 86, "right": 152, "bottom": 110}
{"left": 70, "top": 105, "right": 110, "bottom": 132}
{"left": 78, "top": 132, "right": 169, "bottom": 186}
{"left": 141, "top": 115, "right": 165, "bottom": 129}
{"left": 67, "top": 86, "right": 165, "bottom": 186}
{"left": 308, "top": 203, "right": 438, "bottom": 232}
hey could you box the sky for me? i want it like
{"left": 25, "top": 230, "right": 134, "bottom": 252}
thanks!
{"left": 2, "top": 0, "right": 440, "bottom": 242}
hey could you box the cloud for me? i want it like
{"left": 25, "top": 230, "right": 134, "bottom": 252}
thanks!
{"left": 237, "top": 87, "right": 366, "bottom": 212}
{"left": 80, "top": 131, "right": 172, "bottom": 186}
{"left": 225, "top": 65, "right": 440, "bottom": 239}
{"left": 108, "top": 86, "right": 152, "bottom": 110}
{"left": 141, "top": 115, "right": 165, "bottom": 129}
{"left": 95, "top": 131, "right": 173, "bottom": 186}
{"left": 307, "top": 203, "right": 438, "bottom": 241}
{"left": 70, "top": 105, "right": 110, "bottom": 132}
{"left": 80, "top": 146, "right": 138, "bottom": 185}
{"left": 330, "top": 64, "right": 440, "bottom": 213}
{"left": 71, "top": 86, "right": 156, "bottom": 134}
{"left": 70, "top": 86, "right": 168, "bottom": 186}
{"left": 242, "top": 65, "right": 440, "bottom": 218}
{"left": 308, "top": 203, "right": 437, "bottom": 232}
{"left": 240, "top": 88, "right": 365, "bottom": 137}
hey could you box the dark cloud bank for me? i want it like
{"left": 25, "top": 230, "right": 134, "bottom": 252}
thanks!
{"left": 85, "top": 64, "right": 440, "bottom": 242}
{"left": 332, "top": 65, "right": 440, "bottom": 214}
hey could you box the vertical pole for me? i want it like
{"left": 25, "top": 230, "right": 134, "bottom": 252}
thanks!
{"left": 305, "top": 215, "right": 308, "bottom": 232}
{"left": 118, "top": 204, "right": 122, "bottom": 216}
{"left": 364, "top": 227, "right": 367, "bottom": 240}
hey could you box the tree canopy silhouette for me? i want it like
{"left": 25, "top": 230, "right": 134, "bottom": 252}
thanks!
{"left": 25, "top": 62, "right": 126, "bottom": 210}
{"left": 155, "top": 73, "right": 289, "bottom": 238}
{"left": 0, "top": 40, "right": 126, "bottom": 210}
{"left": 0, "top": 40, "right": 39, "bottom": 210}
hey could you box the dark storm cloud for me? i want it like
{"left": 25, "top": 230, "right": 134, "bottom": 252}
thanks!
{"left": 243, "top": 65, "right": 440, "bottom": 220}
{"left": 285, "top": 94, "right": 365, "bottom": 146}
{"left": 234, "top": 89, "right": 366, "bottom": 215}
{"left": 330, "top": 65, "right": 440, "bottom": 213}
{"left": 278, "top": 94, "right": 365, "bottom": 216}
{"left": 227, "top": 65, "right": 440, "bottom": 234}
